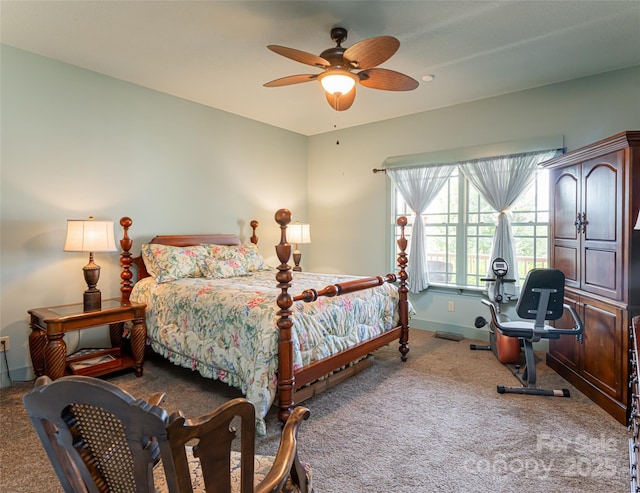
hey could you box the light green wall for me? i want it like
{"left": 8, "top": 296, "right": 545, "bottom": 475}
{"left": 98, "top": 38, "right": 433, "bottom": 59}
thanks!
{"left": 0, "top": 46, "right": 308, "bottom": 385}
{"left": 2, "top": 43, "right": 639, "bottom": 385}
{"left": 306, "top": 65, "right": 640, "bottom": 337}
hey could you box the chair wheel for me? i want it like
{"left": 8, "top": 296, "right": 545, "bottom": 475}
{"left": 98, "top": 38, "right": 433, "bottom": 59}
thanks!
{"left": 497, "top": 385, "right": 506, "bottom": 394}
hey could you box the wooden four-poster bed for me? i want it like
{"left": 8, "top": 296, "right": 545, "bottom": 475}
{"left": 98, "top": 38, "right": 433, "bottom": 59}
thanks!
{"left": 118, "top": 209, "right": 410, "bottom": 434}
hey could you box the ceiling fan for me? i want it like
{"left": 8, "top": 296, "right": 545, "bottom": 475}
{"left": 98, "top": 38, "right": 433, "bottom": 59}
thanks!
{"left": 263, "top": 27, "right": 419, "bottom": 111}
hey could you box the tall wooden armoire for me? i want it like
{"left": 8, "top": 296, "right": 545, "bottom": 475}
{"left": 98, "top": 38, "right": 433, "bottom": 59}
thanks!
{"left": 542, "top": 131, "right": 640, "bottom": 425}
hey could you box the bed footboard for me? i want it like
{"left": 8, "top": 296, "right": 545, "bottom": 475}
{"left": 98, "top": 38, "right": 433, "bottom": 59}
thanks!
{"left": 274, "top": 209, "right": 409, "bottom": 424}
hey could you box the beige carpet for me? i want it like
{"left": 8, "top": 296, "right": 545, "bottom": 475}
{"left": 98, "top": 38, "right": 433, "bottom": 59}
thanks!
{"left": 0, "top": 329, "right": 630, "bottom": 492}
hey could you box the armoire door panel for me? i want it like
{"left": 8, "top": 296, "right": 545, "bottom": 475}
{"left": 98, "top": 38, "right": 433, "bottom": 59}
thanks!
{"left": 581, "top": 301, "right": 621, "bottom": 399}
{"left": 553, "top": 244, "right": 578, "bottom": 286}
{"left": 552, "top": 168, "right": 579, "bottom": 240}
{"left": 583, "top": 247, "right": 617, "bottom": 294}
{"left": 580, "top": 152, "right": 624, "bottom": 299}
{"left": 583, "top": 159, "right": 621, "bottom": 243}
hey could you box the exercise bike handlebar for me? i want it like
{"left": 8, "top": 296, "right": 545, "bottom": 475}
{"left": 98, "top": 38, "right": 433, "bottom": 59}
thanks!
{"left": 562, "top": 304, "right": 585, "bottom": 337}
{"left": 481, "top": 298, "right": 584, "bottom": 341}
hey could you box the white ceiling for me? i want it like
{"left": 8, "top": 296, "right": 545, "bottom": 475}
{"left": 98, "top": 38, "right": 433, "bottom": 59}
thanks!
{"left": 2, "top": 1, "right": 639, "bottom": 136}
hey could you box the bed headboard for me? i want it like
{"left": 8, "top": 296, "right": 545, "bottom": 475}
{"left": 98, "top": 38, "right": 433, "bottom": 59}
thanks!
{"left": 119, "top": 217, "right": 259, "bottom": 303}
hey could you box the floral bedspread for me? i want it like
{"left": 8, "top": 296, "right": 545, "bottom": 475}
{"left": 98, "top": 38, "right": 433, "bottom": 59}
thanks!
{"left": 131, "top": 269, "right": 402, "bottom": 435}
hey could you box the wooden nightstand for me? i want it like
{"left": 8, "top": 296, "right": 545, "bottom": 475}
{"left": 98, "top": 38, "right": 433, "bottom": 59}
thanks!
{"left": 28, "top": 299, "right": 146, "bottom": 380}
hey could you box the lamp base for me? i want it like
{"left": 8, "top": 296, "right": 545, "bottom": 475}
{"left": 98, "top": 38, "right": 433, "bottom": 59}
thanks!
{"left": 83, "top": 289, "right": 102, "bottom": 312}
{"left": 293, "top": 252, "right": 302, "bottom": 272}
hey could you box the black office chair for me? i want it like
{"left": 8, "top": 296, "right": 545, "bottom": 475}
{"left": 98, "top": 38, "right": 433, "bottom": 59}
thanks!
{"left": 481, "top": 268, "right": 584, "bottom": 397}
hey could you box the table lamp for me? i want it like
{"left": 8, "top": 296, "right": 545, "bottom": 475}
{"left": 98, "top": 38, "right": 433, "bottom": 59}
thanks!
{"left": 64, "top": 217, "right": 117, "bottom": 311}
{"left": 288, "top": 222, "right": 311, "bottom": 272}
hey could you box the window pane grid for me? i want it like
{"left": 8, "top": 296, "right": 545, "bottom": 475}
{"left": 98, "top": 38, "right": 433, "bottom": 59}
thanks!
{"left": 393, "top": 168, "right": 549, "bottom": 288}
{"left": 421, "top": 171, "right": 458, "bottom": 283}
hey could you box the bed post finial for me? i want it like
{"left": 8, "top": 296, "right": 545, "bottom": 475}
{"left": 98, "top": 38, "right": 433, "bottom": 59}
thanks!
{"left": 274, "top": 208, "right": 294, "bottom": 423}
{"left": 396, "top": 216, "right": 410, "bottom": 361}
{"left": 275, "top": 209, "right": 292, "bottom": 245}
{"left": 250, "top": 220, "right": 259, "bottom": 245}
{"left": 120, "top": 217, "right": 133, "bottom": 304}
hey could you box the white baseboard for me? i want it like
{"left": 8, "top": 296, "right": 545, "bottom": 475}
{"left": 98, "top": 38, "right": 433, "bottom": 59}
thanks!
{"left": 1, "top": 366, "right": 35, "bottom": 388}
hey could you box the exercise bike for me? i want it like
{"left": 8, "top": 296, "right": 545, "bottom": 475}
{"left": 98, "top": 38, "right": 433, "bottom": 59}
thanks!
{"left": 472, "top": 259, "right": 584, "bottom": 396}
{"left": 470, "top": 258, "right": 521, "bottom": 364}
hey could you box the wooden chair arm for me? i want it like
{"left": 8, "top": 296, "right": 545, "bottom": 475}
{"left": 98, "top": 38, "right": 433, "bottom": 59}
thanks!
{"left": 34, "top": 375, "right": 53, "bottom": 388}
{"left": 147, "top": 392, "right": 167, "bottom": 407}
{"left": 255, "top": 406, "right": 311, "bottom": 493}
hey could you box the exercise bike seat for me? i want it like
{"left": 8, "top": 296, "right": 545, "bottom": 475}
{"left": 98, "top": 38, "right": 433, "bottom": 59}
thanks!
{"left": 480, "top": 268, "right": 584, "bottom": 396}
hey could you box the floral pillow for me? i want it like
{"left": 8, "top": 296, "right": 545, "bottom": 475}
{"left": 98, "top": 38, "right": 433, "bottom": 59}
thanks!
{"left": 205, "top": 244, "right": 236, "bottom": 260}
{"left": 203, "top": 243, "right": 267, "bottom": 272}
{"left": 141, "top": 244, "right": 207, "bottom": 283}
{"left": 200, "top": 256, "right": 247, "bottom": 279}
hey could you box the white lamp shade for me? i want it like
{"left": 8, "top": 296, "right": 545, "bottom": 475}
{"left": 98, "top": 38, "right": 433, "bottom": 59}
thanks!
{"left": 64, "top": 219, "right": 117, "bottom": 252}
{"left": 319, "top": 70, "right": 356, "bottom": 95}
{"left": 288, "top": 223, "right": 311, "bottom": 244}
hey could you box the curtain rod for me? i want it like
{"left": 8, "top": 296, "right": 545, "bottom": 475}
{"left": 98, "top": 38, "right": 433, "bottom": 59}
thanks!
{"left": 372, "top": 147, "right": 564, "bottom": 174}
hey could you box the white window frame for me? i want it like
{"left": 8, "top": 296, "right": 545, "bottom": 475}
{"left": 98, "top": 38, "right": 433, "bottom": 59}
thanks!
{"left": 393, "top": 167, "right": 550, "bottom": 289}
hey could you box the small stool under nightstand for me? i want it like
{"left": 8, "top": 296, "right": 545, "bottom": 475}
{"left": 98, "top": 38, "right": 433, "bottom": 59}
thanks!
{"left": 28, "top": 299, "right": 146, "bottom": 380}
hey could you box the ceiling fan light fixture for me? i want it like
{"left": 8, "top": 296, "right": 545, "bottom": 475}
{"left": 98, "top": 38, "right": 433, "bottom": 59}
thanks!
{"left": 264, "top": 28, "right": 417, "bottom": 114}
{"left": 319, "top": 69, "right": 357, "bottom": 95}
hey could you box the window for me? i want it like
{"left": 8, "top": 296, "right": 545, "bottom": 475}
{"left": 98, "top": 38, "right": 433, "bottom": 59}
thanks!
{"left": 394, "top": 168, "right": 549, "bottom": 287}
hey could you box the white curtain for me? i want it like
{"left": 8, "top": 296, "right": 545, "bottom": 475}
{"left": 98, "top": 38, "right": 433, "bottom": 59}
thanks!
{"left": 387, "top": 165, "right": 454, "bottom": 293}
{"left": 458, "top": 150, "right": 558, "bottom": 300}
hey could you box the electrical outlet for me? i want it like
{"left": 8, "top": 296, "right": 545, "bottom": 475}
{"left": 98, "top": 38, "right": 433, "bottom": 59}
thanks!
{"left": 448, "top": 301, "right": 455, "bottom": 312}
{"left": 0, "top": 336, "right": 9, "bottom": 351}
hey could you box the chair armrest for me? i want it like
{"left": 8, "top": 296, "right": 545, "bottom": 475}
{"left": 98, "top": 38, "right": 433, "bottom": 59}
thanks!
{"left": 256, "top": 406, "right": 311, "bottom": 493}
{"left": 34, "top": 375, "right": 53, "bottom": 389}
{"left": 545, "top": 304, "right": 583, "bottom": 342}
{"left": 483, "top": 298, "right": 584, "bottom": 342}
{"left": 147, "top": 392, "right": 167, "bottom": 407}
{"left": 563, "top": 304, "right": 584, "bottom": 334}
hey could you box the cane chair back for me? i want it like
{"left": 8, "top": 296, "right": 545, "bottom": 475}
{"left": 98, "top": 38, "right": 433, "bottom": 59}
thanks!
{"left": 23, "top": 376, "right": 311, "bottom": 493}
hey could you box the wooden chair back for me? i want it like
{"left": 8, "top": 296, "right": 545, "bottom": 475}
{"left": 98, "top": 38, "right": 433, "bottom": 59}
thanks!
{"left": 23, "top": 376, "right": 311, "bottom": 493}
{"left": 23, "top": 375, "right": 174, "bottom": 493}
{"left": 165, "top": 399, "right": 310, "bottom": 493}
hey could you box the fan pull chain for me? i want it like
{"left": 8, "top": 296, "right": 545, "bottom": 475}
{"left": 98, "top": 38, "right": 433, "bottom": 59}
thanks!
{"left": 334, "top": 94, "right": 341, "bottom": 145}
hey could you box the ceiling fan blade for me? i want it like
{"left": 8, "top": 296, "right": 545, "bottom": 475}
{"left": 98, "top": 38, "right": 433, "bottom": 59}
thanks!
{"left": 358, "top": 68, "right": 419, "bottom": 91}
{"left": 267, "top": 45, "right": 330, "bottom": 68}
{"left": 263, "top": 74, "right": 318, "bottom": 87}
{"left": 325, "top": 88, "right": 356, "bottom": 111}
{"left": 343, "top": 36, "right": 400, "bottom": 70}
